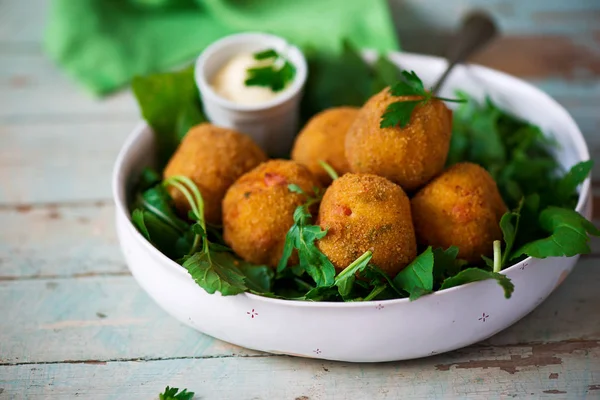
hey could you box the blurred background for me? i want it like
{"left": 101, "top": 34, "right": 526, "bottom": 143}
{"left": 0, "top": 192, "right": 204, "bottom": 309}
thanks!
{"left": 0, "top": 0, "right": 599, "bottom": 203}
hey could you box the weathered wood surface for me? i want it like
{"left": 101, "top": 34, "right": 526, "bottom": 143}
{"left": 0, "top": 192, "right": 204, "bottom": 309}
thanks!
{"left": 2, "top": 343, "right": 600, "bottom": 400}
{"left": 1, "top": 0, "right": 600, "bottom": 398}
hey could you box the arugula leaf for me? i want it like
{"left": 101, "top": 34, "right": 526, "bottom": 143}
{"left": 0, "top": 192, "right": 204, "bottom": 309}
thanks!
{"left": 303, "top": 286, "right": 339, "bottom": 301}
{"left": 359, "top": 264, "right": 404, "bottom": 297}
{"left": 245, "top": 49, "right": 296, "bottom": 92}
{"left": 239, "top": 263, "right": 273, "bottom": 294}
{"left": 370, "top": 54, "right": 402, "bottom": 94}
{"left": 432, "top": 246, "right": 465, "bottom": 283}
{"left": 132, "top": 66, "right": 205, "bottom": 166}
{"left": 334, "top": 251, "right": 372, "bottom": 299}
{"left": 440, "top": 268, "right": 514, "bottom": 299}
{"left": 552, "top": 160, "right": 593, "bottom": 208}
{"left": 183, "top": 251, "right": 247, "bottom": 296}
{"left": 513, "top": 207, "right": 600, "bottom": 259}
{"left": 499, "top": 200, "right": 523, "bottom": 267}
{"left": 393, "top": 247, "right": 434, "bottom": 300}
{"left": 159, "top": 386, "right": 194, "bottom": 400}
{"left": 131, "top": 209, "right": 193, "bottom": 260}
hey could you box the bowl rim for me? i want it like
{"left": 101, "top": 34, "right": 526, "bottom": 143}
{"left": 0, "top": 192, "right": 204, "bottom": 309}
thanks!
{"left": 112, "top": 50, "right": 592, "bottom": 308}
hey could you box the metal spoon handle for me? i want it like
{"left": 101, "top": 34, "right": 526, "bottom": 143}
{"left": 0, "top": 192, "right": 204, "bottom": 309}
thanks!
{"left": 432, "top": 11, "right": 498, "bottom": 94}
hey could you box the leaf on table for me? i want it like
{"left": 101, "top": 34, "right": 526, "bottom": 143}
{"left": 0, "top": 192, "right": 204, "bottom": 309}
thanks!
{"left": 159, "top": 386, "right": 194, "bottom": 400}
{"left": 393, "top": 247, "right": 434, "bottom": 300}
{"left": 440, "top": 268, "right": 514, "bottom": 299}
{"left": 513, "top": 207, "right": 600, "bottom": 259}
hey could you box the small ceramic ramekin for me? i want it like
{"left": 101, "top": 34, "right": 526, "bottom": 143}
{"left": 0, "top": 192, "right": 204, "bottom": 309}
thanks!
{"left": 194, "top": 32, "right": 308, "bottom": 158}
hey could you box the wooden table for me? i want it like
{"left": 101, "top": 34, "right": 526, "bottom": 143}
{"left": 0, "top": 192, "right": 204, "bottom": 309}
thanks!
{"left": 1, "top": 1, "right": 599, "bottom": 398}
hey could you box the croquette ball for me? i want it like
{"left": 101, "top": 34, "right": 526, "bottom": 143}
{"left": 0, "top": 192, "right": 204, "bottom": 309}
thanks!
{"left": 291, "top": 107, "right": 358, "bottom": 185}
{"left": 163, "top": 124, "right": 267, "bottom": 225}
{"left": 317, "top": 173, "right": 417, "bottom": 276}
{"left": 345, "top": 88, "right": 452, "bottom": 191}
{"left": 222, "top": 160, "right": 321, "bottom": 267}
{"left": 411, "top": 162, "right": 507, "bottom": 263}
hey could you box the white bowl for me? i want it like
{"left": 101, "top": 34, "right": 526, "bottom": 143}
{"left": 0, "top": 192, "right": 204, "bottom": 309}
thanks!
{"left": 112, "top": 51, "right": 592, "bottom": 363}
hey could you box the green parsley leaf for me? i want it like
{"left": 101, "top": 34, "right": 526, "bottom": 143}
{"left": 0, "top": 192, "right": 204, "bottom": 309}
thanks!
{"left": 253, "top": 49, "right": 279, "bottom": 60}
{"left": 245, "top": 49, "right": 296, "bottom": 92}
{"left": 278, "top": 204, "right": 336, "bottom": 287}
{"left": 380, "top": 70, "right": 464, "bottom": 129}
{"left": 159, "top": 386, "right": 194, "bottom": 400}
{"left": 513, "top": 207, "right": 600, "bottom": 259}
{"left": 380, "top": 100, "right": 423, "bottom": 129}
{"left": 393, "top": 247, "right": 434, "bottom": 300}
{"left": 132, "top": 66, "right": 205, "bottom": 166}
{"left": 389, "top": 70, "right": 426, "bottom": 97}
{"left": 440, "top": 268, "right": 514, "bottom": 299}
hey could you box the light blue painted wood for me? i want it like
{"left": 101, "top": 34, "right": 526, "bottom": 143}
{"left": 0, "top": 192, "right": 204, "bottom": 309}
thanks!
{"left": 0, "top": 204, "right": 127, "bottom": 279}
{"left": 1, "top": 344, "right": 599, "bottom": 400}
{"left": 0, "top": 276, "right": 260, "bottom": 364}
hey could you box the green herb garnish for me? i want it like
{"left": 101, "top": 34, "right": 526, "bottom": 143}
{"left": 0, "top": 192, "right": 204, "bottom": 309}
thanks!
{"left": 159, "top": 386, "right": 194, "bottom": 400}
{"left": 277, "top": 185, "right": 336, "bottom": 287}
{"left": 245, "top": 48, "right": 296, "bottom": 92}
{"left": 380, "top": 70, "right": 465, "bottom": 129}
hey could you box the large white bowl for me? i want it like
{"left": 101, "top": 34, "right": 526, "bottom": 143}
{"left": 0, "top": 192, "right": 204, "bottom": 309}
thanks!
{"left": 112, "top": 51, "right": 592, "bottom": 363}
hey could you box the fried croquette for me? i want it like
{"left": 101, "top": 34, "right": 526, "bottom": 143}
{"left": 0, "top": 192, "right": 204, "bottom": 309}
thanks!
{"left": 163, "top": 123, "right": 267, "bottom": 225}
{"left": 291, "top": 107, "right": 358, "bottom": 185}
{"left": 222, "top": 160, "right": 321, "bottom": 267}
{"left": 411, "top": 162, "right": 507, "bottom": 263}
{"left": 317, "top": 173, "right": 417, "bottom": 276}
{"left": 345, "top": 88, "right": 452, "bottom": 191}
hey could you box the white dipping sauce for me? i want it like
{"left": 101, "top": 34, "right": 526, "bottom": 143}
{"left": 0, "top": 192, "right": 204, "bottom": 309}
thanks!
{"left": 211, "top": 53, "right": 283, "bottom": 105}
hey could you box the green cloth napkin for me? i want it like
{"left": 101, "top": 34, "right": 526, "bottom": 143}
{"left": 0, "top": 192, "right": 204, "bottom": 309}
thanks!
{"left": 44, "top": 0, "right": 399, "bottom": 96}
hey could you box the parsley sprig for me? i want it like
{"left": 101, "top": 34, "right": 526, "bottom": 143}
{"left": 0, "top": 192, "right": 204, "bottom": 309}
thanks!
{"left": 245, "top": 48, "right": 296, "bottom": 92}
{"left": 380, "top": 70, "right": 465, "bottom": 129}
{"left": 159, "top": 386, "right": 194, "bottom": 400}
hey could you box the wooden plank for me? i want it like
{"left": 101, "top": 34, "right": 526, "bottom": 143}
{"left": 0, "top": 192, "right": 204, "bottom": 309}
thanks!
{"left": 1, "top": 257, "right": 598, "bottom": 365}
{"left": 0, "top": 203, "right": 127, "bottom": 279}
{"left": 0, "top": 276, "right": 259, "bottom": 364}
{"left": 0, "top": 121, "right": 134, "bottom": 204}
{"left": 1, "top": 341, "right": 599, "bottom": 399}
{"left": 0, "top": 0, "right": 46, "bottom": 47}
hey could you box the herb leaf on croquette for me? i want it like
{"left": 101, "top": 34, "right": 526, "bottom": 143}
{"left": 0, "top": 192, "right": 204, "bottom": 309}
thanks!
{"left": 380, "top": 70, "right": 465, "bottom": 128}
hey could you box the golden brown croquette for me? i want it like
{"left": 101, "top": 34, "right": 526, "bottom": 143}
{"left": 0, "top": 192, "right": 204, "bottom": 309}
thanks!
{"left": 317, "top": 173, "right": 417, "bottom": 276}
{"left": 291, "top": 107, "right": 358, "bottom": 185}
{"left": 222, "top": 160, "right": 321, "bottom": 267}
{"left": 411, "top": 162, "right": 507, "bottom": 263}
{"left": 345, "top": 88, "right": 452, "bottom": 191}
{"left": 163, "top": 123, "right": 267, "bottom": 225}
